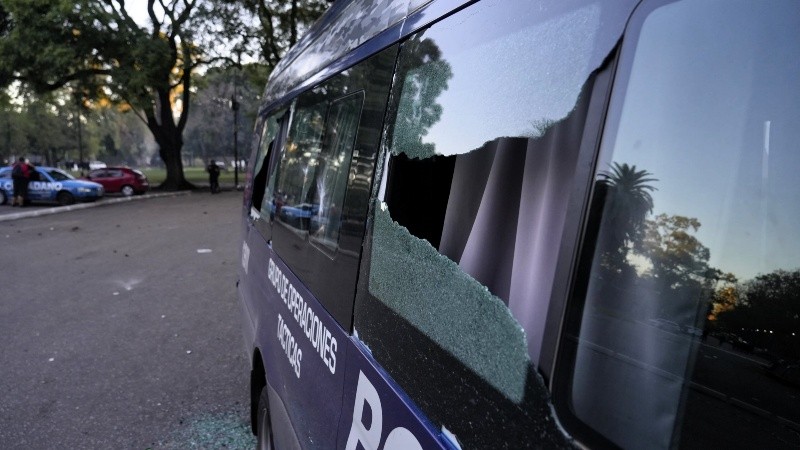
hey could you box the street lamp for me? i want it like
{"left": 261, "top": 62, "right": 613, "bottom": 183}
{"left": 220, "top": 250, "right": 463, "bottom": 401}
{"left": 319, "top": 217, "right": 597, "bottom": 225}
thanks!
{"left": 73, "top": 91, "right": 84, "bottom": 173}
{"left": 231, "top": 94, "right": 239, "bottom": 189}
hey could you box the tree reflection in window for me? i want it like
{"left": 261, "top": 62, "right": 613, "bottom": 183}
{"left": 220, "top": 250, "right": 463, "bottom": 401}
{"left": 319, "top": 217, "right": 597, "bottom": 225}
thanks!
{"left": 565, "top": 1, "right": 800, "bottom": 447}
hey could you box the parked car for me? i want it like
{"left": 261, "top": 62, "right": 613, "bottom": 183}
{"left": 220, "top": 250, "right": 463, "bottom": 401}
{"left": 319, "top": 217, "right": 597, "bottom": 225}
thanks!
{"left": 767, "top": 358, "right": 800, "bottom": 387}
{"left": 88, "top": 161, "right": 107, "bottom": 170}
{"left": 647, "top": 318, "right": 683, "bottom": 334}
{"left": 83, "top": 167, "right": 149, "bottom": 196}
{"left": 683, "top": 325, "right": 704, "bottom": 337}
{"left": 278, "top": 203, "right": 319, "bottom": 229}
{"left": 0, "top": 166, "right": 104, "bottom": 205}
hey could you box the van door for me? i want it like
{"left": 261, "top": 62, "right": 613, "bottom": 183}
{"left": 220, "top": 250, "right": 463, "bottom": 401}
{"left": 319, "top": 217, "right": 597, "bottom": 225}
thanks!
{"left": 243, "top": 44, "right": 398, "bottom": 448}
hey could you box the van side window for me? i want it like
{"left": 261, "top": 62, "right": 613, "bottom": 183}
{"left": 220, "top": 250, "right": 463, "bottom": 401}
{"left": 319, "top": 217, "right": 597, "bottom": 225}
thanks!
{"left": 309, "top": 93, "right": 364, "bottom": 250}
{"left": 250, "top": 108, "right": 288, "bottom": 236}
{"left": 272, "top": 93, "right": 363, "bottom": 249}
{"left": 556, "top": 0, "right": 800, "bottom": 448}
{"left": 273, "top": 101, "right": 328, "bottom": 233}
{"left": 353, "top": 0, "right": 629, "bottom": 447}
{"left": 269, "top": 46, "right": 396, "bottom": 330}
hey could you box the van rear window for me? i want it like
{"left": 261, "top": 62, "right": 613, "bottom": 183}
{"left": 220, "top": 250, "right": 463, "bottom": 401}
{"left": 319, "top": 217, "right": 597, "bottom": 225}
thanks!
{"left": 558, "top": 0, "right": 800, "bottom": 448}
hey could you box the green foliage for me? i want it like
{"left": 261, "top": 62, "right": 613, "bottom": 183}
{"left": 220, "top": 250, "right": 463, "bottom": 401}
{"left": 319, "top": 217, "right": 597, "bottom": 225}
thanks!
{"left": 716, "top": 269, "right": 800, "bottom": 358}
{"left": 641, "top": 214, "right": 712, "bottom": 290}
{"left": 0, "top": 0, "right": 205, "bottom": 188}
{"left": 183, "top": 65, "right": 262, "bottom": 164}
{"left": 210, "top": 0, "right": 332, "bottom": 69}
{"left": 142, "top": 166, "right": 238, "bottom": 186}
{"left": 0, "top": 90, "right": 85, "bottom": 164}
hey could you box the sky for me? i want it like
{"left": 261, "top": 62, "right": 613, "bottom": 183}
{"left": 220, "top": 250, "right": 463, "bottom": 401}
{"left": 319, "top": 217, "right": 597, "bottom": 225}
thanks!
{"left": 123, "top": 0, "right": 161, "bottom": 27}
{"left": 603, "top": 0, "right": 800, "bottom": 281}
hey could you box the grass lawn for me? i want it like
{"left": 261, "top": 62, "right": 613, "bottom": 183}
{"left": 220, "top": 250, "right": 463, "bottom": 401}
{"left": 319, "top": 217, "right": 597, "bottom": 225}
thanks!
{"left": 141, "top": 167, "right": 243, "bottom": 188}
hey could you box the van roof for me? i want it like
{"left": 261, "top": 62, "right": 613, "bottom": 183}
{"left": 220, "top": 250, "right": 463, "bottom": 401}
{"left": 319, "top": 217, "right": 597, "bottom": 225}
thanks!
{"left": 262, "top": 0, "right": 436, "bottom": 109}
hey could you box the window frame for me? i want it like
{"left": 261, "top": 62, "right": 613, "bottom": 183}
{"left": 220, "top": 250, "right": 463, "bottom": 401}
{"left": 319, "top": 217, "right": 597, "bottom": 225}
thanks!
{"left": 266, "top": 45, "right": 398, "bottom": 331}
{"left": 550, "top": 2, "right": 669, "bottom": 446}
{"left": 250, "top": 107, "right": 291, "bottom": 241}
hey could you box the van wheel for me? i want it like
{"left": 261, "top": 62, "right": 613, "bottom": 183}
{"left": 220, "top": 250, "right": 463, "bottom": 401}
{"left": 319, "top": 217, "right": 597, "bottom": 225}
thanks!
{"left": 256, "top": 386, "right": 274, "bottom": 450}
{"left": 0, "top": 190, "right": 6, "bottom": 205}
{"left": 57, "top": 191, "right": 75, "bottom": 206}
{"left": 121, "top": 185, "right": 135, "bottom": 197}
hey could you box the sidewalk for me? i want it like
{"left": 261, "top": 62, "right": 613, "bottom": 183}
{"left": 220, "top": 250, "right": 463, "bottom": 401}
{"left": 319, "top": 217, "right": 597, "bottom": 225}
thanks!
{"left": 0, "top": 190, "right": 192, "bottom": 222}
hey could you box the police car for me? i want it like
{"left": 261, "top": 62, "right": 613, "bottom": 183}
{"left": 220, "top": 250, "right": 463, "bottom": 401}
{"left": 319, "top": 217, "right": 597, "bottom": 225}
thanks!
{"left": 0, "top": 166, "right": 104, "bottom": 205}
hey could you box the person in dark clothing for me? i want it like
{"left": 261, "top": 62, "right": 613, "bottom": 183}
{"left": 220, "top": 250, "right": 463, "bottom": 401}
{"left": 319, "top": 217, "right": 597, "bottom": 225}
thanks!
{"left": 11, "top": 157, "right": 31, "bottom": 207}
{"left": 207, "top": 160, "right": 221, "bottom": 194}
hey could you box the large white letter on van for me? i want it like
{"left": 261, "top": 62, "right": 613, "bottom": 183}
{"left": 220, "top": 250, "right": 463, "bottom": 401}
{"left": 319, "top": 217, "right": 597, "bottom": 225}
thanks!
{"left": 384, "top": 427, "right": 423, "bottom": 450}
{"left": 345, "top": 371, "right": 423, "bottom": 450}
{"left": 345, "top": 371, "right": 383, "bottom": 450}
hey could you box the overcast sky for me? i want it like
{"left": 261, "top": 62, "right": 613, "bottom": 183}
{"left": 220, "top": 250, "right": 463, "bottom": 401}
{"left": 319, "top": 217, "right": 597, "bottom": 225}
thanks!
{"left": 123, "top": 0, "right": 161, "bottom": 27}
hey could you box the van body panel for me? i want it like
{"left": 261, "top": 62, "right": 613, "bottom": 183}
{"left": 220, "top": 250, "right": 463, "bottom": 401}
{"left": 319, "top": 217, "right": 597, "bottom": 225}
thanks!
{"left": 244, "top": 245, "right": 349, "bottom": 448}
{"left": 239, "top": 0, "right": 800, "bottom": 448}
{"left": 336, "top": 340, "right": 449, "bottom": 450}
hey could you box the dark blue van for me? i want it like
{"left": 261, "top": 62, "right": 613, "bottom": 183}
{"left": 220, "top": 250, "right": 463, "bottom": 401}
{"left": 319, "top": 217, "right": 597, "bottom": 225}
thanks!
{"left": 237, "top": 0, "right": 800, "bottom": 448}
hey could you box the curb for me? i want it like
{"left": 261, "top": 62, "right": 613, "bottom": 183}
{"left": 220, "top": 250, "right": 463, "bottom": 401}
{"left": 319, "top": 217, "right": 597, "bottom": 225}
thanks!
{"left": 0, "top": 190, "right": 193, "bottom": 223}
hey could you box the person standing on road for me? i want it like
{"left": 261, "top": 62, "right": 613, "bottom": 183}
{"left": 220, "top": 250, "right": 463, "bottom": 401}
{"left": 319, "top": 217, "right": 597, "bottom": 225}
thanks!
{"left": 207, "top": 159, "right": 221, "bottom": 194}
{"left": 11, "top": 157, "right": 30, "bottom": 207}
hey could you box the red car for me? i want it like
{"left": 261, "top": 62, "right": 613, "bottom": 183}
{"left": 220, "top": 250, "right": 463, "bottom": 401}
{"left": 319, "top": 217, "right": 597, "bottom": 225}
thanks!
{"left": 84, "top": 167, "right": 149, "bottom": 196}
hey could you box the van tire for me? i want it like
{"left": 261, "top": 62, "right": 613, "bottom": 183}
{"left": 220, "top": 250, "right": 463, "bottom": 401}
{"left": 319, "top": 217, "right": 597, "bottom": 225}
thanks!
{"left": 57, "top": 191, "right": 75, "bottom": 206}
{"left": 250, "top": 367, "right": 263, "bottom": 435}
{"left": 256, "top": 386, "right": 274, "bottom": 450}
{"left": 0, "top": 190, "right": 6, "bottom": 205}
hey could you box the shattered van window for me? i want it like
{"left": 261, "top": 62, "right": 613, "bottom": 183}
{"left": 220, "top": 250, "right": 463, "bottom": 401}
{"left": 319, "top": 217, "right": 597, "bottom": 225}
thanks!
{"left": 376, "top": 0, "right": 622, "bottom": 365}
{"left": 255, "top": 109, "right": 287, "bottom": 219}
{"left": 354, "top": 0, "right": 641, "bottom": 446}
{"left": 389, "top": 0, "right": 606, "bottom": 159}
{"left": 370, "top": 204, "right": 529, "bottom": 401}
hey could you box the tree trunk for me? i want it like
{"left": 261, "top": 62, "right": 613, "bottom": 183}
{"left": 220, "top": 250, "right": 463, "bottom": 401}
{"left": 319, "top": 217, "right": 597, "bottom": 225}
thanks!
{"left": 148, "top": 87, "right": 194, "bottom": 191}
{"left": 155, "top": 131, "right": 193, "bottom": 191}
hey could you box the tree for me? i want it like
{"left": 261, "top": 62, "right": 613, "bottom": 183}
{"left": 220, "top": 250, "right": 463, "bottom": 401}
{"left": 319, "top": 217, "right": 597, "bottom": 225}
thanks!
{"left": 595, "top": 162, "right": 657, "bottom": 274}
{"left": 0, "top": 90, "right": 81, "bottom": 165}
{"left": 183, "top": 64, "right": 262, "bottom": 166}
{"left": 716, "top": 270, "right": 800, "bottom": 358}
{"left": 0, "top": 0, "right": 336, "bottom": 188}
{"left": 211, "top": 0, "right": 331, "bottom": 69}
{"left": 390, "top": 38, "right": 453, "bottom": 158}
{"left": 0, "top": 0, "right": 210, "bottom": 189}
{"left": 641, "top": 214, "right": 712, "bottom": 291}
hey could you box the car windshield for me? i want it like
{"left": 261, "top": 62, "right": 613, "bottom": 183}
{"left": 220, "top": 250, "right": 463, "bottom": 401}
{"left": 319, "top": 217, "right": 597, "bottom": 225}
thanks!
{"left": 46, "top": 169, "right": 75, "bottom": 181}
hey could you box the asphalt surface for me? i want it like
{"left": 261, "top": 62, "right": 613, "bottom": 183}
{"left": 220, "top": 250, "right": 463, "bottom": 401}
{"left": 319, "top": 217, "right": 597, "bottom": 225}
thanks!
{"left": 0, "top": 190, "right": 255, "bottom": 449}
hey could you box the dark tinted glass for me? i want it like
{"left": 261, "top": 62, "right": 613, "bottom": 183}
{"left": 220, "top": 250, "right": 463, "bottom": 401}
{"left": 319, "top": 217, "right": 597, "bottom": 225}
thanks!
{"left": 560, "top": 1, "right": 800, "bottom": 448}
{"left": 308, "top": 93, "right": 363, "bottom": 251}
{"left": 270, "top": 46, "right": 396, "bottom": 329}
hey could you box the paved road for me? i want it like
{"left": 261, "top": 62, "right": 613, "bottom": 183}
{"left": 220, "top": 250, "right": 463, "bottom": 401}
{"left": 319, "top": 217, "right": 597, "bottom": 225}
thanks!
{"left": 0, "top": 191, "right": 255, "bottom": 449}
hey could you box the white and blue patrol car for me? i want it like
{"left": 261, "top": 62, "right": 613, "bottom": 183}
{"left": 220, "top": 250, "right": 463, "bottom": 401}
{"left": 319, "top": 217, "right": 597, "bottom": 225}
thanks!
{"left": 0, "top": 166, "right": 104, "bottom": 205}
